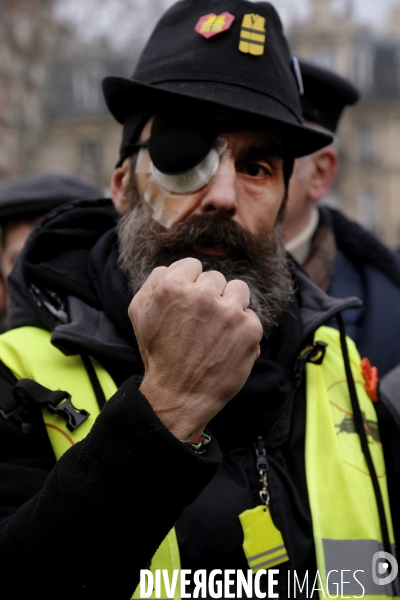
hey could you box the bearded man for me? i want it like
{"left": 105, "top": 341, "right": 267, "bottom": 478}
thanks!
{"left": 0, "top": 1, "right": 399, "bottom": 599}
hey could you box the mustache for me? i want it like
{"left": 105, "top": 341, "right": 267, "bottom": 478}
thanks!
{"left": 147, "top": 213, "right": 273, "bottom": 261}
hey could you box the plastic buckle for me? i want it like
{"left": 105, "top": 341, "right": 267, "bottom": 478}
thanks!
{"left": 45, "top": 394, "right": 89, "bottom": 432}
{"left": 13, "top": 380, "right": 89, "bottom": 432}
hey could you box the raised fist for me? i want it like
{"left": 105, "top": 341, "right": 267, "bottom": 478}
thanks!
{"left": 129, "top": 258, "right": 263, "bottom": 440}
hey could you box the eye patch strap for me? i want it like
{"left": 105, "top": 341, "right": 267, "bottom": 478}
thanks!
{"left": 116, "top": 140, "right": 150, "bottom": 167}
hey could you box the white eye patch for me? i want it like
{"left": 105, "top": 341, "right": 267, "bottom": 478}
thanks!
{"left": 135, "top": 138, "right": 229, "bottom": 228}
{"left": 150, "top": 148, "right": 220, "bottom": 194}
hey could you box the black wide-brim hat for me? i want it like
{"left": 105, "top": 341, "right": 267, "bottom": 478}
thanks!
{"left": 299, "top": 58, "right": 360, "bottom": 133}
{"left": 103, "top": 0, "right": 333, "bottom": 158}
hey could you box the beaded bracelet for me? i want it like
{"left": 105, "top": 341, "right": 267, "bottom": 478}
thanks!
{"left": 180, "top": 433, "right": 211, "bottom": 454}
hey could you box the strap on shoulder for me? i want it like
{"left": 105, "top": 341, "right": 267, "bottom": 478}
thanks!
{"left": 0, "top": 362, "right": 89, "bottom": 434}
{"left": 0, "top": 360, "right": 20, "bottom": 420}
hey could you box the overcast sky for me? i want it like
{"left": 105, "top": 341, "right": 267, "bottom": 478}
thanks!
{"left": 276, "top": 0, "right": 400, "bottom": 27}
{"left": 55, "top": 0, "right": 400, "bottom": 51}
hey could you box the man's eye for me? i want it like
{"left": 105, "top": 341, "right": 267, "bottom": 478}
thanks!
{"left": 243, "top": 163, "right": 271, "bottom": 177}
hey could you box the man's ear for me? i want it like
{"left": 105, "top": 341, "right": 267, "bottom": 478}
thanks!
{"left": 308, "top": 146, "right": 339, "bottom": 203}
{"left": 110, "top": 158, "right": 132, "bottom": 214}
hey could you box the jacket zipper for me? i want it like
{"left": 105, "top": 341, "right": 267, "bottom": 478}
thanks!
{"left": 255, "top": 436, "right": 270, "bottom": 505}
{"left": 264, "top": 341, "right": 327, "bottom": 443}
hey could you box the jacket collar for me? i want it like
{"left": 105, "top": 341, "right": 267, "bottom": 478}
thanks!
{"left": 294, "top": 262, "right": 361, "bottom": 340}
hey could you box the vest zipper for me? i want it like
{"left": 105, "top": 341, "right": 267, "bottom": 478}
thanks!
{"left": 264, "top": 341, "right": 328, "bottom": 444}
{"left": 263, "top": 357, "right": 305, "bottom": 443}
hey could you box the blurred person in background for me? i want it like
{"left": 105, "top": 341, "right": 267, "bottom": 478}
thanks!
{"left": 0, "top": 173, "right": 103, "bottom": 329}
{"left": 284, "top": 59, "right": 400, "bottom": 376}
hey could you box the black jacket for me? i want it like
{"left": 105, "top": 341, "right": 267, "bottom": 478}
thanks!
{"left": 322, "top": 206, "right": 400, "bottom": 376}
{"left": 0, "top": 199, "right": 399, "bottom": 600}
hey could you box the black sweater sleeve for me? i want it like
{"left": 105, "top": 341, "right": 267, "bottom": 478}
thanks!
{"left": 0, "top": 376, "right": 222, "bottom": 600}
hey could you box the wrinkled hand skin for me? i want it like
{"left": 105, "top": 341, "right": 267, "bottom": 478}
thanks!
{"left": 129, "top": 257, "right": 263, "bottom": 441}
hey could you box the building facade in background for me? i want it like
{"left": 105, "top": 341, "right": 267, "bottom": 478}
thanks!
{"left": 0, "top": 0, "right": 56, "bottom": 183}
{"left": 0, "top": 0, "right": 130, "bottom": 195}
{"left": 34, "top": 47, "right": 131, "bottom": 193}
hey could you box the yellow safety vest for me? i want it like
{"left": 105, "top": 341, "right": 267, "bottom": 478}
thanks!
{"left": 0, "top": 325, "right": 397, "bottom": 599}
{"left": 0, "top": 326, "right": 179, "bottom": 599}
{"left": 305, "top": 327, "right": 398, "bottom": 598}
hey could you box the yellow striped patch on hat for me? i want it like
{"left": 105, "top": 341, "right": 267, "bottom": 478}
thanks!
{"left": 239, "top": 14, "right": 266, "bottom": 56}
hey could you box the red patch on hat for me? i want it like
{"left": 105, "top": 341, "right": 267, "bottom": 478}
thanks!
{"left": 195, "top": 12, "right": 235, "bottom": 39}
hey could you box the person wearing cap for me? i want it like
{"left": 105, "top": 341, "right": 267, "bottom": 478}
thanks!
{"left": 0, "top": 2, "right": 399, "bottom": 599}
{"left": 284, "top": 59, "right": 400, "bottom": 376}
{"left": 0, "top": 173, "right": 103, "bottom": 329}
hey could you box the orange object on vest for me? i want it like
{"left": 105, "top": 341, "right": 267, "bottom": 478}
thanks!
{"left": 361, "top": 357, "right": 379, "bottom": 402}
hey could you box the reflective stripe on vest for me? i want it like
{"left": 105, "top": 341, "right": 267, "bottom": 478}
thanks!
{"left": 0, "top": 326, "right": 181, "bottom": 599}
{"left": 0, "top": 325, "right": 398, "bottom": 598}
{"left": 306, "top": 326, "right": 398, "bottom": 598}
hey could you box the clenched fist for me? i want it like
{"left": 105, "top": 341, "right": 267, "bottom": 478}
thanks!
{"left": 129, "top": 258, "right": 263, "bottom": 440}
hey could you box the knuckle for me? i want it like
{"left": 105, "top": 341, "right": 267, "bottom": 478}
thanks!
{"left": 195, "top": 285, "right": 217, "bottom": 311}
{"left": 128, "top": 298, "right": 140, "bottom": 322}
{"left": 237, "top": 281, "right": 251, "bottom": 301}
{"left": 170, "top": 257, "right": 202, "bottom": 272}
{"left": 204, "top": 269, "right": 226, "bottom": 281}
{"left": 219, "top": 302, "right": 240, "bottom": 327}
{"left": 129, "top": 290, "right": 141, "bottom": 309}
{"left": 141, "top": 266, "right": 167, "bottom": 289}
{"left": 246, "top": 313, "right": 263, "bottom": 342}
{"left": 235, "top": 278, "right": 250, "bottom": 291}
{"left": 162, "top": 270, "right": 181, "bottom": 286}
{"left": 151, "top": 266, "right": 168, "bottom": 279}
{"left": 196, "top": 278, "right": 217, "bottom": 295}
{"left": 154, "top": 274, "right": 184, "bottom": 299}
{"left": 186, "top": 257, "right": 203, "bottom": 270}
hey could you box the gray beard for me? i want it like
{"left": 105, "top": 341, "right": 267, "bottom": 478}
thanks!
{"left": 118, "top": 194, "right": 293, "bottom": 338}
